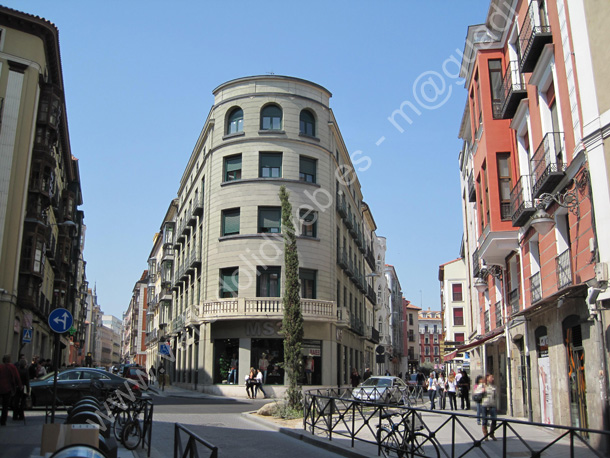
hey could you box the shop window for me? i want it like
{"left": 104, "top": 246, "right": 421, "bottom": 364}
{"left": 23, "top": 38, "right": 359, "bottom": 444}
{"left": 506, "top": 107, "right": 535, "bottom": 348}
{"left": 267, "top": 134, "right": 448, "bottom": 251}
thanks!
{"left": 252, "top": 338, "right": 284, "bottom": 385}
{"left": 214, "top": 338, "right": 239, "bottom": 384}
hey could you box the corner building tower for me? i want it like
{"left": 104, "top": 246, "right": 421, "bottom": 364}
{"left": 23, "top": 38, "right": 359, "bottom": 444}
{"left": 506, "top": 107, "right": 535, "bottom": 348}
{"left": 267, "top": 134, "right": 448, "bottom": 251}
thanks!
{"left": 168, "top": 76, "right": 380, "bottom": 393}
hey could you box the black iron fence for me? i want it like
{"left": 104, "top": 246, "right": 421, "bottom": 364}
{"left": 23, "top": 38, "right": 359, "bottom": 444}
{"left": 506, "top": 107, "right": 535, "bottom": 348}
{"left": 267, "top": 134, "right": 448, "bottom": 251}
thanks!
{"left": 174, "top": 423, "right": 218, "bottom": 458}
{"left": 303, "top": 388, "right": 610, "bottom": 457}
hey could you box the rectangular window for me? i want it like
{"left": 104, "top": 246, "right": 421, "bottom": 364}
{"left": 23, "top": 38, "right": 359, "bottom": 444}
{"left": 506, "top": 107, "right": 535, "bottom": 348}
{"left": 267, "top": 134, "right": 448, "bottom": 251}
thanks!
{"left": 256, "top": 266, "right": 281, "bottom": 297}
{"left": 222, "top": 208, "right": 240, "bottom": 236}
{"left": 299, "top": 269, "right": 316, "bottom": 299}
{"left": 453, "top": 308, "right": 464, "bottom": 326}
{"left": 259, "top": 152, "right": 282, "bottom": 178}
{"left": 224, "top": 154, "right": 242, "bottom": 182}
{"left": 425, "top": 347, "right": 430, "bottom": 355}
{"left": 455, "top": 333, "right": 465, "bottom": 343}
{"left": 488, "top": 59, "right": 503, "bottom": 117}
{"left": 220, "top": 267, "right": 239, "bottom": 298}
{"left": 300, "top": 209, "right": 317, "bottom": 237}
{"left": 258, "top": 207, "right": 281, "bottom": 233}
{"left": 483, "top": 163, "right": 490, "bottom": 226}
{"left": 452, "top": 283, "right": 463, "bottom": 302}
{"left": 497, "top": 153, "right": 512, "bottom": 220}
{"left": 299, "top": 156, "right": 316, "bottom": 183}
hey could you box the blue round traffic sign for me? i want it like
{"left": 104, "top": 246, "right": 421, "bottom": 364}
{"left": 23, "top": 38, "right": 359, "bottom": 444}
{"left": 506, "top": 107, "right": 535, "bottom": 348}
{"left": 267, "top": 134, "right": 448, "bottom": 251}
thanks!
{"left": 48, "top": 308, "right": 73, "bottom": 334}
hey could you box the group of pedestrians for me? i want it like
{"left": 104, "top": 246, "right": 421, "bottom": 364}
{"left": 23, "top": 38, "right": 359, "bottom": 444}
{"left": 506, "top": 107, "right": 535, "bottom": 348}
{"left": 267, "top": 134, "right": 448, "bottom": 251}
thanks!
{"left": 425, "top": 369, "right": 497, "bottom": 440}
{"left": 426, "top": 369, "right": 470, "bottom": 411}
{"left": 245, "top": 367, "right": 267, "bottom": 399}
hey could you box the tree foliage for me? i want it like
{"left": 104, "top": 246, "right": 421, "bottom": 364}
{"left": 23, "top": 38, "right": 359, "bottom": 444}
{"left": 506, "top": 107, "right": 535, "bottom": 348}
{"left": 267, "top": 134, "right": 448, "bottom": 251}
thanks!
{"left": 279, "top": 185, "right": 304, "bottom": 409}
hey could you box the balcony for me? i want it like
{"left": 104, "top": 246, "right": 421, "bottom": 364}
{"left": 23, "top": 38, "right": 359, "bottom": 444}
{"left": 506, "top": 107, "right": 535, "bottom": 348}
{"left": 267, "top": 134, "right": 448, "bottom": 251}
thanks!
{"left": 336, "top": 306, "right": 350, "bottom": 328}
{"left": 185, "top": 306, "right": 199, "bottom": 327}
{"left": 476, "top": 220, "right": 519, "bottom": 266}
{"left": 556, "top": 249, "right": 572, "bottom": 290}
{"left": 337, "top": 247, "right": 348, "bottom": 270}
{"left": 530, "top": 271, "right": 542, "bottom": 304}
{"left": 336, "top": 193, "right": 347, "bottom": 218}
{"left": 200, "top": 298, "right": 336, "bottom": 322}
{"left": 193, "top": 193, "right": 203, "bottom": 217}
{"left": 468, "top": 172, "right": 476, "bottom": 203}
{"left": 190, "top": 246, "right": 201, "bottom": 269}
{"left": 350, "top": 314, "right": 365, "bottom": 336}
{"left": 510, "top": 175, "right": 536, "bottom": 227}
{"left": 495, "top": 61, "right": 527, "bottom": 119}
{"left": 530, "top": 132, "right": 566, "bottom": 197}
{"left": 366, "top": 284, "right": 377, "bottom": 306}
{"left": 345, "top": 211, "right": 353, "bottom": 231}
{"left": 366, "top": 326, "right": 380, "bottom": 344}
{"left": 518, "top": 1, "right": 553, "bottom": 73}
{"left": 509, "top": 288, "right": 520, "bottom": 316}
{"left": 472, "top": 248, "right": 481, "bottom": 278}
{"left": 365, "top": 247, "right": 375, "bottom": 270}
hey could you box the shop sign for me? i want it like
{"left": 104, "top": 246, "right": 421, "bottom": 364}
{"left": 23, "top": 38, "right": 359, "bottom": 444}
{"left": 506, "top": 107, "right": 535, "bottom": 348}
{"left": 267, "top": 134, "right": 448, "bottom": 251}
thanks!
{"left": 245, "top": 321, "right": 282, "bottom": 337}
{"left": 302, "top": 340, "right": 321, "bottom": 356}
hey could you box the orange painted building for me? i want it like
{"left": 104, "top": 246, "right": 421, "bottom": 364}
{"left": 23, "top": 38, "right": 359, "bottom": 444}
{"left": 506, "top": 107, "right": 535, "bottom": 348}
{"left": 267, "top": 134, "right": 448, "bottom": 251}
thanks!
{"left": 456, "top": 0, "right": 608, "bottom": 442}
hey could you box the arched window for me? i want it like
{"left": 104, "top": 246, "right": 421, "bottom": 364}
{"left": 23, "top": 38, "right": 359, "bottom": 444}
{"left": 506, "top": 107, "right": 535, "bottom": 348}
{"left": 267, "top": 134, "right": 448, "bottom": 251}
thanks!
{"left": 300, "top": 109, "right": 315, "bottom": 136}
{"left": 260, "top": 104, "right": 282, "bottom": 130}
{"left": 226, "top": 107, "right": 243, "bottom": 135}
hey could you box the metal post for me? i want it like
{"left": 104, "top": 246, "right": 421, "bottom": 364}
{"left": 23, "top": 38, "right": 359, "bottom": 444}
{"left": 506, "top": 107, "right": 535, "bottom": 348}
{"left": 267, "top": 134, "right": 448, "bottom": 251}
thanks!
{"left": 50, "top": 332, "right": 60, "bottom": 423}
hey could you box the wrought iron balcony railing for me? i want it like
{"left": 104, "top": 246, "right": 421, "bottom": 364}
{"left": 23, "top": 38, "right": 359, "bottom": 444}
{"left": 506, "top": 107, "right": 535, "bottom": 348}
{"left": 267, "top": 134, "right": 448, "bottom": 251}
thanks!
{"left": 510, "top": 175, "right": 536, "bottom": 227}
{"left": 530, "top": 132, "right": 566, "bottom": 198}
{"left": 494, "top": 60, "right": 527, "bottom": 119}
{"left": 518, "top": 0, "right": 553, "bottom": 72}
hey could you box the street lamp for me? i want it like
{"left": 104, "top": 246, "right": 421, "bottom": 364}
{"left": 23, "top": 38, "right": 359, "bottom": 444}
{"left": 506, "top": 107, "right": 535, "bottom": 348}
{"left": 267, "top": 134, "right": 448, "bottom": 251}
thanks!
{"left": 530, "top": 170, "right": 588, "bottom": 236}
{"left": 474, "top": 265, "right": 503, "bottom": 293}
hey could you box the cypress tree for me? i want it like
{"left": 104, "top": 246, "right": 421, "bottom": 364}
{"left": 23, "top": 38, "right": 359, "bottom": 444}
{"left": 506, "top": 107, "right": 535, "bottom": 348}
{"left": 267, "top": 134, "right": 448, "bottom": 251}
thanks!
{"left": 279, "top": 185, "right": 304, "bottom": 409}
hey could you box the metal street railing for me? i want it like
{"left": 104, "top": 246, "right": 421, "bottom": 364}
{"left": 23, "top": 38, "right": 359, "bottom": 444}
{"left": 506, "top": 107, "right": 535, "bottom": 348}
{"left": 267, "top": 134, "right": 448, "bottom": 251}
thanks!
{"left": 174, "top": 423, "right": 218, "bottom": 458}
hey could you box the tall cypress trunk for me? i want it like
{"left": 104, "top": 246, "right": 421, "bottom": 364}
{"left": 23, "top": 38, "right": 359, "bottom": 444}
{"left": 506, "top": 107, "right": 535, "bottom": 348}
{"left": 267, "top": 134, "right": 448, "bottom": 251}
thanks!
{"left": 279, "top": 185, "right": 304, "bottom": 409}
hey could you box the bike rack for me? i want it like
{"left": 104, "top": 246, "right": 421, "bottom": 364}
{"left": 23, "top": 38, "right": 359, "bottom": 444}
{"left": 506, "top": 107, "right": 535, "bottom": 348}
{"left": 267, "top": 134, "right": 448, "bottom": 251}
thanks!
{"left": 174, "top": 423, "right": 218, "bottom": 458}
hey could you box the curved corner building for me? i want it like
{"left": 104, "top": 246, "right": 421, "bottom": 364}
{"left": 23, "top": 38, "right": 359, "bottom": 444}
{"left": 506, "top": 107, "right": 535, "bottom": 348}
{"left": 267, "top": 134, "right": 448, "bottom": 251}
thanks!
{"left": 164, "top": 75, "right": 382, "bottom": 393}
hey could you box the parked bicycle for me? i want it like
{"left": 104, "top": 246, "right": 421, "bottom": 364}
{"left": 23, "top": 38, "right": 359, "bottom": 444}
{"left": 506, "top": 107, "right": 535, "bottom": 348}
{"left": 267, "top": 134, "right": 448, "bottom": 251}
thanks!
{"left": 377, "top": 411, "right": 439, "bottom": 458}
{"left": 119, "top": 396, "right": 150, "bottom": 450}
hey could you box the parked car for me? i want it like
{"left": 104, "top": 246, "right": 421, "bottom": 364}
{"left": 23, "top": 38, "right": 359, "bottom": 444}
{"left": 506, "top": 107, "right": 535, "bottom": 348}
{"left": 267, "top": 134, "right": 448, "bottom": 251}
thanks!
{"left": 122, "top": 365, "right": 149, "bottom": 389}
{"left": 30, "top": 367, "right": 142, "bottom": 407}
{"left": 352, "top": 376, "right": 409, "bottom": 404}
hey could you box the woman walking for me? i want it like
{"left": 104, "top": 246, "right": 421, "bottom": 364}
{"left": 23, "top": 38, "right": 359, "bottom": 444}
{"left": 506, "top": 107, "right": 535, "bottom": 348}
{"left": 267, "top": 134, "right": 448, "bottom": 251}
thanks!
{"left": 446, "top": 372, "right": 457, "bottom": 410}
{"left": 481, "top": 373, "right": 497, "bottom": 440}
{"left": 437, "top": 371, "right": 447, "bottom": 409}
{"left": 472, "top": 375, "right": 485, "bottom": 426}
{"left": 245, "top": 367, "right": 257, "bottom": 399}
{"left": 427, "top": 371, "right": 438, "bottom": 410}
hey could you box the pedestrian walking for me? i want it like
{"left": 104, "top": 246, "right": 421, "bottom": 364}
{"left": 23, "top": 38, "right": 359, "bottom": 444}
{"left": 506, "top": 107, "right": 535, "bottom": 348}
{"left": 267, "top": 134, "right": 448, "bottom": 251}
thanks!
{"left": 0, "top": 355, "right": 22, "bottom": 426}
{"left": 472, "top": 375, "right": 485, "bottom": 426}
{"left": 255, "top": 369, "right": 267, "bottom": 399}
{"left": 245, "top": 367, "right": 257, "bottom": 399}
{"left": 437, "top": 371, "right": 447, "bottom": 409}
{"left": 350, "top": 368, "right": 361, "bottom": 388}
{"left": 458, "top": 369, "right": 471, "bottom": 410}
{"left": 13, "top": 359, "right": 29, "bottom": 421}
{"left": 481, "top": 373, "right": 497, "bottom": 441}
{"left": 148, "top": 365, "right": 156, "bottom": 386}
{"left": 427, "top": 371, "right": 438, "bottom": 410}
{"left": 446, "top": 373, "right": 457, "bottom": 410}
{"left": 363, "top": 367, "right": 372, "bottom": 382}
{"left": 158, "top": 365, "right": 166, "bottom": 391}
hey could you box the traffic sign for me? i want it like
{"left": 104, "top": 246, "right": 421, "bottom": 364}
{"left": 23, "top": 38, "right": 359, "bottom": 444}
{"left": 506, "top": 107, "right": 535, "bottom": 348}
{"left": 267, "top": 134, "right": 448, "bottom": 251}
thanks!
{"left": 48, "top": 308, "right": 73, "bottom": 334}
{"left": 159, "top": 343, "right": 171, "bottom": 356}
{"left": 22, "top": 328, "right": 32, "bottom": 343}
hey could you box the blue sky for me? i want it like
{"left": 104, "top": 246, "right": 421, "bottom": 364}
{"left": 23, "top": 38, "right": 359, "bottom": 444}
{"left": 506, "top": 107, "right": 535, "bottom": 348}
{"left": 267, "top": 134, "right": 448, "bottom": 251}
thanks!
{"left": 8, "top": 1, "right": 490, "bottom": 318}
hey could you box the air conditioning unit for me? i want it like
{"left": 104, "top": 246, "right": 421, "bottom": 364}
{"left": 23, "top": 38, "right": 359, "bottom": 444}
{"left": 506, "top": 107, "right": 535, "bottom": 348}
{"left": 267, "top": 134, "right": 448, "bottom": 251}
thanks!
{"left": 595, "top": 262, "right": 608, "bottom": 282}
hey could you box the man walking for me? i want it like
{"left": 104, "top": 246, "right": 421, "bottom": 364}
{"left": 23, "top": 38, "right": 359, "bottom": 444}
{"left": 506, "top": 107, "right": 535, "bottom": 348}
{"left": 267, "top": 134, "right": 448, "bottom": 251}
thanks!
{"left": 0, "top": 355, "right": 22, "bottom": 426}
{"left": 158, "top": 365, "right": 166, "bottom": 391}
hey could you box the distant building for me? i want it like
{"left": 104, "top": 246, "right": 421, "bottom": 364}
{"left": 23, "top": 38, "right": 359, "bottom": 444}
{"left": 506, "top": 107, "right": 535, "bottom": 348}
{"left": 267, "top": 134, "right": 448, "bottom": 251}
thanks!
{"left": 402, "top": 298, "right": 421, "bottom": 374}
{"left": 418, "top": 309, "right": 442, "bottom": 368}
{"left": 122, "top": 271, "right": 148, "bottom": 366}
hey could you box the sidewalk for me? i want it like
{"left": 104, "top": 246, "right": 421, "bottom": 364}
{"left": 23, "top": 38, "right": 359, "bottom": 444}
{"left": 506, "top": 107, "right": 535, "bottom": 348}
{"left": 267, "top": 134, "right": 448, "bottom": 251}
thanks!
{"left": 0, "top": 410, "right": 136, "bottom": 458}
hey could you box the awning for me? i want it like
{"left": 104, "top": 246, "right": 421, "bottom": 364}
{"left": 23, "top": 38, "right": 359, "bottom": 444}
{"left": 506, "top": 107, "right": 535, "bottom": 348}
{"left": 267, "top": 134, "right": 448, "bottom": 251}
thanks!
{"left": 444, "top": 328, "right": 504, "bottom": 362}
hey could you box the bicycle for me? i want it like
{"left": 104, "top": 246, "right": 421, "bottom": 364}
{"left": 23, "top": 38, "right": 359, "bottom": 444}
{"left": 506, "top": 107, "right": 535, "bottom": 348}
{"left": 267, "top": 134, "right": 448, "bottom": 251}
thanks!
{"left": 377, "top": 411, "right": 440, "bottom": 458}
{"left": 120, "top": 397, "right": 150, "bottom": 450}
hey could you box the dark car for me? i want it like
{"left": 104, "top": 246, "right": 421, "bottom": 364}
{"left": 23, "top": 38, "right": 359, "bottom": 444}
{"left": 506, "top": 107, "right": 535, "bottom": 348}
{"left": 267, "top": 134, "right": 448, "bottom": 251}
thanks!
{"left": 123, "top": 365, "right": 149, "bottom": 389}
{"left": 30, "top": 367, "right": 142, "bottom": 407}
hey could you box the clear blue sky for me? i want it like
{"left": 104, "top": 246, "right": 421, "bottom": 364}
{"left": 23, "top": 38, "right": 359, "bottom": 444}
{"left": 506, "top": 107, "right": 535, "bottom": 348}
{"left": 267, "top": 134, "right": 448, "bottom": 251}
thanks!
{"left": 7, "top": 1, "right": 490, "bottom": 318}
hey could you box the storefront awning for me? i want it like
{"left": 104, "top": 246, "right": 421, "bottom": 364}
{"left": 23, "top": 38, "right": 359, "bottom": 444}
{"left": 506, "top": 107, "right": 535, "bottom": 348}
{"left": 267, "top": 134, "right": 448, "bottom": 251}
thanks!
{"left": 444, "top": 328, "right": 504, "bottom": 362}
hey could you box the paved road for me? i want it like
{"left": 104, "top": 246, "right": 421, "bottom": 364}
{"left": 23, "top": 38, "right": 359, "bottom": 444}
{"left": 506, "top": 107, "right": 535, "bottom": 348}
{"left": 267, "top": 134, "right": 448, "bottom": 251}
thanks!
{"left": 140, "top": 393, "right": 344, "bottom": 458}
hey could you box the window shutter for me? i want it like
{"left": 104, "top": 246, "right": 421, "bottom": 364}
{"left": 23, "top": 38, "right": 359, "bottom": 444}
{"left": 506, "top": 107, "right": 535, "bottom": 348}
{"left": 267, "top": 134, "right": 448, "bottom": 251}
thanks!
{"left": 260, "top": 153, "right": 282, "bottom": 169}
{"left": 223, "top": 210, "right": 240, "bottom": 234}
{"left": 225, "top": 156, "right": 241, "bottom": 172}
{"left": 222, "top": 271, "right": 239, "bottom": 294}
{"left": 300, "top": 157, "right": 316, "bottom": 176}
{"left": 260, "top": 208, "right": 280, "bottom": 228}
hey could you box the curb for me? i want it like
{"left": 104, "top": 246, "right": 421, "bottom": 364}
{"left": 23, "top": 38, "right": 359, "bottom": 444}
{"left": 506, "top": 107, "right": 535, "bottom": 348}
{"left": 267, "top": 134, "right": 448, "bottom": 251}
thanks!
{"left": 241, "top": 412, "right": 370, "bottom": 458}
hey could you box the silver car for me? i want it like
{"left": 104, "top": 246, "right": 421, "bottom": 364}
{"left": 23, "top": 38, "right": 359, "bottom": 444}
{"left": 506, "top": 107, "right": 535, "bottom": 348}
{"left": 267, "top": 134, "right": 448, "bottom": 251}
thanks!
{"left": 352, "top": 376, "right": 409, "bottom": 404}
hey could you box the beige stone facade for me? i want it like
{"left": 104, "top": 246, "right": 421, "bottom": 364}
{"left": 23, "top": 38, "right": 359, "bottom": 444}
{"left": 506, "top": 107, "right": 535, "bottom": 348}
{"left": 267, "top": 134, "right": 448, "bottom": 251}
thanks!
{"left": 161, "top": 76, "right": 382, "bottom": 392}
